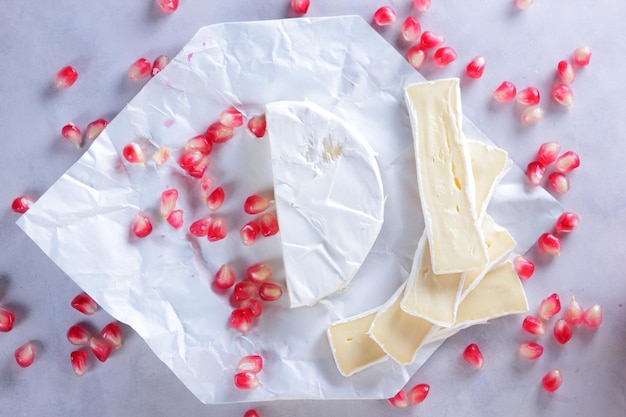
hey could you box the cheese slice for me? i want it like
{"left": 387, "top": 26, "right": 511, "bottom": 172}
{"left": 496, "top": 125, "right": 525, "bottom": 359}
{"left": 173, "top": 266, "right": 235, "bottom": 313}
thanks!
{"left": 405, "top": 79, "right": 488, "bottom": 273}
{"left": 265, "top": 101, "right": 385, "bottom": 307}
{"left": 467, "top": 140, "right": 509, "bottom": 219}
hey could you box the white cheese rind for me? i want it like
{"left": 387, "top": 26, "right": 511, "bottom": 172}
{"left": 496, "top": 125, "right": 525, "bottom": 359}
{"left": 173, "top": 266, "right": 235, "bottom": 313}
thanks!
{"left": 265, "top": 101, "right": 385, "bottom": 308}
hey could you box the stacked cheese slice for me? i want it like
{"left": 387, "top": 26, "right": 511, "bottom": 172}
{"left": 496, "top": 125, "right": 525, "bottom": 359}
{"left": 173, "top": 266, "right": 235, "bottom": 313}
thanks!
{"left": 327, "top": 78, "right": 529, "bottom": 376}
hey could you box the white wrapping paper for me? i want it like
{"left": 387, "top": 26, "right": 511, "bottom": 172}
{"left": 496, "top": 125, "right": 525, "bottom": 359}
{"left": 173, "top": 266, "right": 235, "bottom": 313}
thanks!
{"left": 17, "top": 16, "right": 562, "bottom": 403}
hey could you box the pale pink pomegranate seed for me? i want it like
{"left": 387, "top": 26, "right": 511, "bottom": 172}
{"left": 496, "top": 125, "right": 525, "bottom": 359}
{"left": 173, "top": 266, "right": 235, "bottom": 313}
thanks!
{"left": 160, "top": 189, "right": 179, "bottom": 219}
{"left": 239, "top": 298, "right": 263, "bottom": 317}
{"left": 71, "top": 293, "right": 98, "bottom": 315}
{"left": 513, "top": 255, "right": 535, "bottom": 280}
{"left": 433, "top": 46, "right": 457, "bottom": 67}
{"left": 555, "top": 211, "right": 579, "bottom": 233}
{"left": 234, "top": 371, "right": 259, "bottom": 389}
{"left": 62, "top": 123, "right": 82, "bottom": 148}
{"left": 190, "top": 216, "right": 212, "bottom": 237}
{"left": 552, "top": 84, "right": 574, "bottom": 107}
{"left": 407, "top": 46, "right": 427, "bottom": 69}
{"left": 291, "top": 0, "right": 310, "bottom": 14}
{"left": 199, "top": 175, "right": 215, "bottom": 201}
{"left": 462, "top": 343, "right": 484, "bottom": 369}
{"left": 522, "top": 315, "right": 546, "bottom": 336}
{"left": 259, "top": 212, "right": 279, "bottom": 237}
{"left": 515, "top": 0, "right": 533, "bottom": 10}
{"left": 122, "top": 142, "right": 146, "bottom": 164}
{"left": 234, "top": 282, "right": 258, "bottom": 302}
{"left": 213, "top": 264, "right": 236, "bottom": 290}
{"left": 101, "top": 322, "right": 123, "bottom": 349}
{"left": 247, "top": 115, "right": 267, "bottom": 138}
{"left": 466, "top": 56, "right": 486, "bottom": 79}
{"left": 151, "top": 55, "right": 170, "bottom": 77}
{"left": 582, "top": 304, "right": 602, "bottom": 328}
{"left": 85, "top": 118, "right": 108, "bottom": 141}
{"left": 573, "top": 46, "right": 591, "bottom": 66}
{"left": 240, "top": 221, "right": 260, "bottom": 246}
{"left": 229, "top": 308, "right": 254, "bottom": 334}
{"left": 220, "top": 107, "right": 244, "bottom": 128}
{"left": 207, "top": 217, "right": 227, "bottom": 242}
{"left": 401, "top": 16, "right": 421, "bottom": 42}
{"left": 526, "top": 161, "right": 546, "bottom": 186}
{"left": 244, "top": 195, "right": 271, "bottom": 215}
{"left": 132, "top": 212, "right": 153, "bottom": 238}
{"left": 207, "top": 187, "right": 225, "bottom": 211}
{"left": 167, "top": 209, "right": 183, "bottom": 229}
{"left": 15, "top": 342, "right": 36, "bottom": 368}
{"left": 373, "top": 6, "right": 397, "bottom": 26}
{"left": 244, "top": 410, "right": 260, "bottom": 417}
{"left": 555, "top": 150, "right": 580, "bottom": 172}
{"left": 407, "top": 383, "right": 430, "bottom": 404}
{"left": 0, "top": 308, "right": 15, "bottom": 332}
{"left": 67, "top": 324, "right": 91, "bottom": 345}
{"left": 548, "top": 172, "right": 570, "bottom": 194}
{"left": 152, "top": 146, "right": 171, "bottom": 164}
{"left": 557, "top": 60, "right": 575, "bottom": 85}
{"left": 128, "top": 58, "right": 152, "bottom": 81}
{"left": 517, "top": 87, "right": 541, "bottom": 106}
{"left": 493, "top": 81, "right": 517, "bottom": 103}
{"left": 11, "top": 196, "right": 34, "bottom": 214}
{"left": 206, "top": 122, "right": 235, "bottom": 144}
{"left": 518, "top": 342, "right": 543, "bottom": 360}
{"left": 413, "top": 0, "right": 431, "bottom": 13}
{"left": 542, "top": 368, "right": 563, "bottom": 392}
{"left": 419, "top": 31, "right": 445, "bottom": 49}
{"left": 54, "top": 66, "right": 78, "bottom": 89}
{"left": 539, "top": 293, "right": 562, "bottom": 320}
{"left": 156, "top": 0, "right": 178, "bottom": 13}
{"left": 537, "top": 232, "right": 561, "bottom": 256}
{"left": 553, "top": 318, "right": 573, "bottom": 344}
{"left": 521, "top": 106, "right": 544, "bottom": 125}
{"left": 183, "top": 135, "right": 213, "bottom": 155}
{"left": 71, "top": 350, "right": 88, "bottom": 376}
{"left": 537, "top": 142, "right": 561, "bottom": 166}
{"left": 89, "top": 337, "right": 113, "bottom": 362}
{"left": 259, "top": 283, "right": 283, "bottom": 302}
{"left": 247, "top": 263, "right": 273, "bottom": 284}
{"left": 563, "top": 296, "right": 584, "bottom": 325}
{"left": 238, "top": 355, "right": 263, "bottom": 373}
{"left": 387, "top": 390, "right": 409, "bottom": 408}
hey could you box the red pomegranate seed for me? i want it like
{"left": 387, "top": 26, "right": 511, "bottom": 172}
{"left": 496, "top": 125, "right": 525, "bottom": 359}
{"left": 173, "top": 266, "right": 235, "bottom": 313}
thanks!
{"left": 521, "top": 106, "right": 544, "bottom": 125}
{"left": 152, "top": 147, "right": 171, "bottom": 164}
{"left": 214, "top": 264, "right": 236, "bottom": 290}
{"left": 220, "top": 107, "right": 244, "bottom": 128}
{"left": 538, "top": 232, "right": 561, "bottom": 256}
{"left": 132, "top": 212, "right": 153, "bottom": 238}
{"left": 517, "top": 87, "right": 541, "bottom": 106}
{"left": 244, "top": 195, "right": 271, "bottom": 215}
{"left": 156, "top": 0, "right": 178, "bottom": 13}
{"left": 553, "top": 318, "right": 573, "bottom": 344}
{"left": 11, "top": 196, "right": 34, "bottom": 214}
{"left": 373, "top": 6, "right": 397, "bottom": 26}
{"left": 122, "top": 142, "right": 146, "bottom": 164}
{"left": 259, "top": 283, "right": 283, "bottom": 301}
{"left": 244, "top": 410, "right": 260, "bottom": 417}
{"left": 160, "top": 189, "right": 178, "bottom": 219}
{"left": 206, "top": 122, "right": 235, "bottom": 144}
{"left": 537, "top": 142, "right": 561, "bottom": 166}
{"left": 548, "top": 172, "right": 570, "bottom": 194}
{"left": 229, "top": 308, "right": 254, "bottom": 334}
{"left": 563, "top": 296, "right": 584, "bottom": 325}
{"left": 247, "top": 115, "right": 267, "bottom": 138}
{"left": 522, "top": 315, "right": 546, "bottom": 336}
{"left": 557, "top": 60, "right": 575, "bottom": 85}
{"left": 54, "top": 66, "right": 78, "bottom": 89}
{"left": 207, "top": 187, "right": 225, "bottom": 211}
{"left": 199, "top": 175, "right": 215, "bottom": 201}
{"left": 401, "top": 16, "right": 421, "bottom": 42}
{"left": 247, "top": 263, "right": 273, "bottom": 284}
{"left": 582, "top": 304, "right": 602, "bottom": 328}
{"left": 555, "top": 150, "right": 580, "bottom": 173}
{"left": 166, "top": 209, "right": 183, "bottom": 229}
{"left": 518, "top": 342, "right": 543, "bottom": 360}
{"left": 291, "top": 0, "right": 310, "bottom": 14}
{"left": 85, "top": 118, "right": 108, "bottom": 141}
{"left": 515, "top": 0, "right": 533, "bottom": 10}
{"left": 240, "top": 221, "right": 260, "bottom": 246}
{"left": 462, "top": 343, "right": 484, "bottom": 369}
{"left": 419, "top": 31, "right": 445, "bottom": 49}
{"left": 67, "top": 324, "right": 91, "bottom": 345}
{"left": 71, "top": 350, "right": 88, "bottom": 376}
{"left": 238, "top": 355, "right": 263, "bottom": 373}
{"left": 15, "top": 342, "right": 36, "bottom": 368}
{"left": 207, "top": 217, "right": 227, "bottom": 242}
{"left": 234, "top": 371, "right": 259, "bottom": 389}
{"left": 179, "top": 149, "right": 208, "bottom": 174}
{"left": 573, "top": 46, "right": 591, "bottom": 66}
{"left": 62, "top": 123, "right": 82, "bottom": 148}
{"left": 407, "top": 46, "right": 427, "bottom": 69}
{"left": 539, "top": 293, "right": 562, "bottom": 320}
{"left": 183, "top": 135, "right": 213, "bottom": 155}
{"left": 0, "top": 308, "right": 15, "bottom": 332}
{"left": 89, "top": 337, "right": 113, "bottom": 362}
{"left": 234, "top": 282, "right": 257, "bottom": 302}
{"left": 259, "top": 212, "right": 279, "bottom": 237}
{"left": 239, "top": 298, "right": 263, "bottom": 317}
{"left": 493, "top": 81, "right": 517, "bottom": 103}
{"left": 407, "top": 383, "right": 430, "bottom": 404}
{"left": 413, "top": 0, "right": 431, "bottom": 13}
{"left": 526, "top": 161, "right": 546, "bottom": 186}
{"left": 466, "top": 56, "right": 486, "bottom": 79}
{"left": 433, "top": 47, "right": 457, "bottom": 67}
{"left": 513, "top": 255, "right": 535, "bottom": 280}
{"left": 387, "top": 390, "right": 409, "bottom": 408}
{"left": 552, "top": 84, "right": 574, "bottom": 107}
{"left": 542, "top": 369, "right": 563, "bottom": 392}
{"left": 555, "top": 212, "right": 579, "bottom": 233}
{"left": 101, "top": 322, "right": 123, "bottom": 349}
{"left": 128, "top": 58, "right": 152, "bottom": 81}
{"left": 71, "top": 293, "right": 98, "bottom": 315}
{"left": 151, "top": 55, "right": 170, "bottom": 76}
{"left": 190, "top": 216, "right": 212, "bottom": 237}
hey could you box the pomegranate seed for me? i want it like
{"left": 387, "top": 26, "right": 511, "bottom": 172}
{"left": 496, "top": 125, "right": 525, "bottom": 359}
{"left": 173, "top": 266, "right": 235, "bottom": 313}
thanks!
{"left": 183, "top": 135, "right": 213, "bottom": 155}
{"left": 240, "top": 221, "right": 260, "bottom": 246}
{"left": 526, "top": 161, "right": 546, "bottom": 186}
{"left": 373, "top": 6, "right": 397, "bottom": 26}
{"left": 11, "top": 196, "right": 34, "bottom": 214}
{"left": 207, "top": 217, "right": 227, "bottom": 242}
{"left": 552, "top": 84, "right": 574, "bottom": 107}
{"left": 0, "top": 308, "right": 15, "bottom": 332}
{"left": 407, "top": 46, "right": 427, "bottom": 69}
{"left": 259, "top": 212, "right": 279, "bottom": 237}
{"left": 160, "top": 189, "right": 178, "bottom": 219}
{"left": 493, "top": 81, "right": 517, "bottom": 103}
{"left": 244, "top": 410, "right": 260, "bottom": 417}
{"left": 179, "top": 149, "right": 209, "bottom": 175}
{"left": 199, "top": 175, "right": 215, "bottom": 201}
{"left": 85, "top": 118, "right": 108, "bottom": 141}
{"left": 229, "top": 308, "right": 254, "bottom": 334}
{"left": 247, "top": 115, "right": 267, "bottom": 138}
{"left": 214, "top": 264, "right": 236, "bottom": 290}
{"left": 15, "top": 342, "right": 36, "bottom": 368}
{"left": 542, "top": 369, "right": 563, "bottom": 392}
{"left": 387, "top": 390, "right": 409, "bottom": 408}
{"left": 156, "top": 0, "right": 178, "bottom": 13}
{"left": 582, "top": 304, "right": 602, "bottom": 328}
{"left": 220, "top": 107, "right": 244, "bottom": 128}
{"left": 518, "top": 342, "right": 544, "bottom": 360}
{"left": 433, "top": 47, "right": 457, "bottom": 67}
{"left": 401, "top": 16, "right": 421, "bottom": 42}
{"left": 555, "top": 150, "right": 580, "bottom": 172}
{"left": 548, "top": 172, "right": 570, "bottom": 194}
{"left": 553, "top": 318, "right": 573, "bottom": 344}
{"left": 244, "top": 195, "right": 271, "bottom": 215}
{"left": 122, "top": 142, "right": 146, "bottom": 164}
{"left": 206, "top": 122, "right": 235, "bottom": 144}
{"left": 151, "top": 55, "right": 170, "bottom": 76}
{"left": 557, "top": 60, "right": 575, "bottom": 85}
{"left": 238, "top": 355, "right": 263, "bottom": 373}
{"left": 101, "top": 322, "right": 123, "bottom": 349}
{"left": 54, "top": 66, "right": 78, "bottom": 89}
{"left": 537, "top": 142, "right": 561, "bottom": 166}
{"left": 419, "top": 31, "right": 445, "bottom": 49}
{"left": 466, "top": 56, "right": 486, "bottom": 79}
{"left": 128, "top": 58, "right": 152, "bottom": 81}
{"left": 190, "top": 216, "right": 212, "bottom": 237}
{"left": 555, "top": 211, "right": 579, "bottom": 233}
{"left": 67, "top": 324, "right": 91, "bottom": 345}
{"left": 522, "top": 315, "right": 546, "bottom": 336}
{"left": 247, "top": 263, "right": 273, "bottom": 284}
{"left": 413, "top": 0, "right": 431, "bottom": 13}
{"left": 71, "top": 350, "right": 88, "bottom": 376}
{"left": 537, "top": 232, "right": 561, "bottom": 256}
{"left": 521, "top": 106, "right": 544, "bottom": 125}
{"left": 234, "top": 282, "right": 257, "bottom": 302}
{"left": 166, "top": 209, "right": 183, "bottom": 229}
{"left": 132, "top": 212, "right": 153, "bottom": 238}
{"left": 207, "top": 187, "right": 225, "bottom": 211}
{"left": 539, "top": 293, "right": 562, "bottom": 320}
{"left": 563, "top": 296, "right": 584, "bottom": 325}
{"left": 239, "top": 298, "right": 263, "bottom": 317}
{"left": 189, "top": 155, "right": 211, "bottom": 178}
{"left": 89, "top": 337, "right": 113, "bottom": 362}
{"left": 573, "top": 46, "right": 591, "bottom": 66}
{"left": 152, "top": 147, "right": 171, "bottom": 164}
{"left": 62, "top": 123, "right": 82, "bottom": 148}
{"left": 259, "top": 283, "right": 283, "bottom": 302}
{"left": 515, "top": 0, "right": 533, "bottom": 10}
{"left": 71, "top": 293, "right": 98, "bottom": 315}
{"left": 517, "top": 87, "right": 541, "bottom": 106}
{"left": 513, "top": 255, "right": 535, "bottom": 280}
{"left": 407, "top": 383, "right": 430, "bottom": 404}
{"left": 462, "top": 343, "right": 484, "bottom": 369}
{"left": 234, "top": 371, "right": 259, "bottom": 389}
{"left": 291, "top": 0, "right": 310, "bottom": 14}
